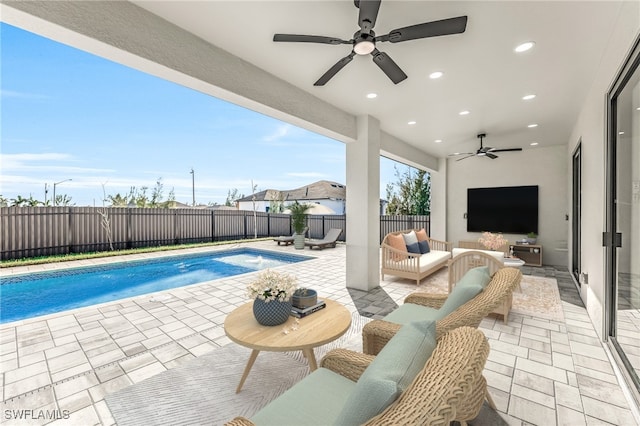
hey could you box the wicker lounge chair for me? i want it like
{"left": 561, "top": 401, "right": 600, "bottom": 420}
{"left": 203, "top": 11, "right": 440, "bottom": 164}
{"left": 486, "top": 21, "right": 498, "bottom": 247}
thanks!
{"left": 225, "top": 326, "right": 492, "bottom": 426}
{"left": 362, "top": 267, "right": 522, "bottom": 356}
{"left": 304, "top": 228, "right": 342, "bottom": 250}
{"left": 272, "top": 227, "right": 307, "bottom": 246}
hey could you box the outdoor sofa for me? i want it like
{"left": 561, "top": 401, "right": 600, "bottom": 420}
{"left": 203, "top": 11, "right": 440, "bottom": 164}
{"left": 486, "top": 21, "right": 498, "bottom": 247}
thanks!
{"left": 363, "top": 266, "right": 522, "bottom": 356}
{"left": 225, "top": 325, "right": 491, "bottom": 426}
{"left": 381, "top": 229, "right": 452, "bottom": 285}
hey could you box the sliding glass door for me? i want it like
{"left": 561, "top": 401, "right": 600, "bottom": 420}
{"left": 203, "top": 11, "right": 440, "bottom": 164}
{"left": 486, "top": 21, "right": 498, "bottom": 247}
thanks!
{"left": 607, "top": 35, "right": 640, "bottom": 403}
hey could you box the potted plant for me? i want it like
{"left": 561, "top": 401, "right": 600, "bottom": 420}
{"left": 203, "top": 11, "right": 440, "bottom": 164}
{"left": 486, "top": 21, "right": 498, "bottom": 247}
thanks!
{"left": 246, "top": 269, "right": 297, "bottom": 326}
{"left": 288, "top": 201, "right": 312, "bottom": 249}
{"left": 525, "top": 232, "right": 537, "bottom": 244}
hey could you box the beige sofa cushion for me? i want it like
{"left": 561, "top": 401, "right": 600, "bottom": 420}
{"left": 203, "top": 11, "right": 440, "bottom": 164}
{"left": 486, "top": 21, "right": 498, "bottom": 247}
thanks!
{"left": 418, "top": 250, "right": 451, "bottom": 273}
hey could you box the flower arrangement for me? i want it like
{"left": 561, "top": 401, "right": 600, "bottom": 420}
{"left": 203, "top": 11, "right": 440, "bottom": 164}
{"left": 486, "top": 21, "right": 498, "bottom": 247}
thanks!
{"left": 246, "top": 269, "right": 297, "bottom": 303}
{"left": 478, "top": 232, "right": 508, "bottom": 251}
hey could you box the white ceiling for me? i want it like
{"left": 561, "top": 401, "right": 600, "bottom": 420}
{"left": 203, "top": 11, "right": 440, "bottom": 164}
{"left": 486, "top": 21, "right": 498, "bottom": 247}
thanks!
{"left": 132, "top": 1, "right": 624, "bottom": 159}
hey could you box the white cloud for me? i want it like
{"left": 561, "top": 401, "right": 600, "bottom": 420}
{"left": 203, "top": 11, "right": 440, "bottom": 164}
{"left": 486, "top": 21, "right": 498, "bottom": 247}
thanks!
{"left": 0, "top": 153, "right": 113, "bottom": 174}
{"left": 262, "top": 124, "right": 293, "bottom": 143}
{"left": 286, "top": 172, "right": 327, "bottom": 178}
{"left": 1, "top": 90, "right": 50, "bottom": 100}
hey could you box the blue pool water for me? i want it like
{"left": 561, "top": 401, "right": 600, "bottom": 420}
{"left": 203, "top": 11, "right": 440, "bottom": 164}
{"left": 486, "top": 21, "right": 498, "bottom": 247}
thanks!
{"left": 0, "top": 248, "right": 311, "bottom": 324}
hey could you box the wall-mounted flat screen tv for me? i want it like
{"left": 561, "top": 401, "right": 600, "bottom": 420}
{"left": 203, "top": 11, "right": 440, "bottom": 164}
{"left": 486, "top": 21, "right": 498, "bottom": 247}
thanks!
{"left": 467, "top": 185, "right": 538, "bottom": 234}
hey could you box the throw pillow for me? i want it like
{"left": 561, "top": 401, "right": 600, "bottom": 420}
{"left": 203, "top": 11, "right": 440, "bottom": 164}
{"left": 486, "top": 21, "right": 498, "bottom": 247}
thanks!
{"left": 456, "top": 266, "right": 491, "bottom": 290}
{"left": 402, "top": 230, "right": 419, "bottom": 247}
{"left": 334, "top": 321, "right": 437, "bottom": 426}
{"left": 415, "top": 228, "right": 429, "bottom": 241}
{"left": 418, "top": 240, "right": 430, "bottom": 254}
{"left": 406, "top": 242, "right": 421, "bottom": 254}
{"left": 387, "top": 233, "right": 408, "bottom": 261}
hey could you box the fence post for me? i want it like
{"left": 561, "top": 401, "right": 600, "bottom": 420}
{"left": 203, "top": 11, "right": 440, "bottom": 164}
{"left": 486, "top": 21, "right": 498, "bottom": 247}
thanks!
{"left": 211, "top": 210, "right": 216, "bottom": 242}
{"left": 243, "top": 212, "right": 248, "bottom": 239}
{"left": 68, "top": 207, "right": 73, "bottom": 254}
{"left": 127, "top": 208, "right": 132, "bottom": 249}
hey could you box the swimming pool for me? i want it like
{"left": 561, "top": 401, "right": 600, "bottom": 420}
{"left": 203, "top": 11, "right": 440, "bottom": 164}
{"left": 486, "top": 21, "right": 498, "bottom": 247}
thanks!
{"left": 0, "top": 248, "right": 311, "bottom": 324}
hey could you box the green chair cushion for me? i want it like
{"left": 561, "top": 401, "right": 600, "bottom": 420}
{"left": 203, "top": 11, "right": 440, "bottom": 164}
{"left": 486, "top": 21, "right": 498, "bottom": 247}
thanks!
{"left": 438, "top": 283, "right": 483, "bottom": 316}
{"left": 384, "top": 303, "right": 443, "bottom": 325}
{"left": 334, "top": 321, "right": 437, "bottom": 426}
{"left": 251, "top": 367, "right": 356, "bottom": 426}
{"left": 457, "top": 266, "right": 491, "bottom": 289}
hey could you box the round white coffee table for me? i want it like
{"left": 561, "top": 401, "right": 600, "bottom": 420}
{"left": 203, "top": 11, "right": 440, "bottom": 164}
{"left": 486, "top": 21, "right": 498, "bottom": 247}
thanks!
{"left": 504, "top": 258, "right": 526, "bottom": 268}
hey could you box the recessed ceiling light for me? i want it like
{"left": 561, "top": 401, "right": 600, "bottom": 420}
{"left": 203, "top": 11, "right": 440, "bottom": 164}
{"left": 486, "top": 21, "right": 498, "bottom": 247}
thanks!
{"left": 522, "top": 94, "right": 536, "bottom": 101}
{"left": 515, "top": 41, "right": 535, "bottom": 53}
{"left": 366, "top": 93, "right": 377, "bottom": 99}
{"left": 636, "top": 107, "right": 640, "bottom": 111}
{"left": 527, "top": 123, "right": 538, "bottom": 128}
{"left": 408, "top": 121, "right": 417, "bottom": 125}
{"left": 429, "top": 71, "right": 443, "bottom": 79}
{"left": 530, "top": 142, "right": 539, "bottom": 146}
{"left": 619, "top": 131, "right": 625, "bottom": 135}
{"left": 459, "top": 110, "right": 470, "bottom": 116}
{"left": 434, "top": 139, "right": 443, "bottom": 143}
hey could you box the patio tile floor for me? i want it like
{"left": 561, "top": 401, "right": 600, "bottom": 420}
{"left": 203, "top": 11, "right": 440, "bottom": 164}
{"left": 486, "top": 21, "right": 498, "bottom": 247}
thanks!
{"left": 1, "top": 241, "right": 638, "bottom": 425}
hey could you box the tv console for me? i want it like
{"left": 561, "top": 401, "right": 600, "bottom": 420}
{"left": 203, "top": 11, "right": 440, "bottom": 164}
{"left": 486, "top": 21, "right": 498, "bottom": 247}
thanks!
{"left": 509, "top": 244, "right": 543, "bottom": 267}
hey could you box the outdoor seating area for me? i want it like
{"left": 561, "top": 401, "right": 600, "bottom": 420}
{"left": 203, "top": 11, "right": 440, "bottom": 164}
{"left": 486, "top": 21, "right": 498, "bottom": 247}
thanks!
{"left": 0, "top": 241, "right": 637, "bottom": 425}
{"left": 225, "top": 325, "right": 490, "bottom": 426}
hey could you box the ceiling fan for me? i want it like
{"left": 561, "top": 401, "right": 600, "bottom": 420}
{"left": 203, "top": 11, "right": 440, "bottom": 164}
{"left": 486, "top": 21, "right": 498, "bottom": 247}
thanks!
{"left": 449, "top": 133, "right": 523, "bottom": 161}
{"left": 273, "top": 0, "right": 467, "bottom": 86}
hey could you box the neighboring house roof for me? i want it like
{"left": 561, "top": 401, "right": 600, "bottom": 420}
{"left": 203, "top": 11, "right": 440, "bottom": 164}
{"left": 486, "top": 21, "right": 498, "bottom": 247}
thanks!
{"left": 237, "top": 180, "right": 346, "bottom": 203}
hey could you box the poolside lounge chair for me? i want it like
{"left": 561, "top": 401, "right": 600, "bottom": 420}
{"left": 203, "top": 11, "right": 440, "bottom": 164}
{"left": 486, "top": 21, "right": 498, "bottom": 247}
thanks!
{"left": 273, "top": 227, "right": 308, "bottom": 246}
{"left": 304, "top": 228, "right": 342, "bottom": 250}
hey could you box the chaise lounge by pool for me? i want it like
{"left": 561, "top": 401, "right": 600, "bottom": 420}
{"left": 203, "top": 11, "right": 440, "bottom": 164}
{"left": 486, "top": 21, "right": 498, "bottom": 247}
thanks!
{"left": 0, "top": 248, "right": 312, "bottom": 324}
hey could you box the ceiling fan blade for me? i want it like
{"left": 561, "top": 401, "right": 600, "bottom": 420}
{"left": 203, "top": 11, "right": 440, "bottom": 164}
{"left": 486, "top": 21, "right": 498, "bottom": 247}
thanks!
{"left": 371, "top": 49, "right": 407, "bottom": 84}
{"left": 273, "top": 34, "right": 351, "bottom": 45}
{"left": 448, "top": 152, "right": 473, "bottom": 157}
{"left": 377, "top": 16, "right": 468, "bottom": 43}
{"left": 486, "top": 152, "right": 498, "bottom": 159}
{"left": 456, "top": 154, "right": 475, "bottom": 161}
{"left": 358, "top": 0, "right": 382, "bottom": 33}
{"left": 314, "top": 52, "right": 356, "bottom": 86}
{"left": 490, "top": 148, "right": 523, "bottom": 153}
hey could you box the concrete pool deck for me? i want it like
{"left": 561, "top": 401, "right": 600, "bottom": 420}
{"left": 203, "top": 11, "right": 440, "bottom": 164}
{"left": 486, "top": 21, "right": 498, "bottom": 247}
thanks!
{"left": 1, "top": 241, "right": 638, "bottom": 425}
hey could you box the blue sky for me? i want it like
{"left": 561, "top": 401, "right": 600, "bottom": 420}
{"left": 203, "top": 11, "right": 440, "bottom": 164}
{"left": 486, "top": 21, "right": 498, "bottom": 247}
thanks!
{"left": 1, "top": 23, "right": 405, "bottom": 207}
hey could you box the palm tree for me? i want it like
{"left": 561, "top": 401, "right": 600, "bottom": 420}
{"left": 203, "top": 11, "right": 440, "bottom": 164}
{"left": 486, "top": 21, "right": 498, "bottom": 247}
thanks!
{"left": 288, "top": 201, "right": 312, "bottom": 249}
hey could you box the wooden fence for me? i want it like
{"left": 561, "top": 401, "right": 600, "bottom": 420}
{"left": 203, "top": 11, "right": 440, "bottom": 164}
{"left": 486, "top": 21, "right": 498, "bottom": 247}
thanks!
{"left": 0, "top": 207, "right": 430, "bottom": 260}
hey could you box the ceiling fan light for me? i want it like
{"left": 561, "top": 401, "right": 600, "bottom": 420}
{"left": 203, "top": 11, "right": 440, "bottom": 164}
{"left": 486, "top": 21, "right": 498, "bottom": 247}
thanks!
{"left": 354, "top": 40, "right": 375, "bottom": 55}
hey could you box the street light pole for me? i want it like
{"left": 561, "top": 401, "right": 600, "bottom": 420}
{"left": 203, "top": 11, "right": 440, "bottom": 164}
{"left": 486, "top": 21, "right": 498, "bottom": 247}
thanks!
{"left": 190, "top": 168, "right": 195, "bottom": 206}
{"left": 53, "top": 179, "right": 72, "bottom": 206}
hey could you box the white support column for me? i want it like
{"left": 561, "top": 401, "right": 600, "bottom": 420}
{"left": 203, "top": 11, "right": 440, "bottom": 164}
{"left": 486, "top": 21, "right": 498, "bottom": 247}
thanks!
{"left": 346, "top": 115, "right": 381, "bottom": 291}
